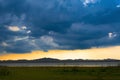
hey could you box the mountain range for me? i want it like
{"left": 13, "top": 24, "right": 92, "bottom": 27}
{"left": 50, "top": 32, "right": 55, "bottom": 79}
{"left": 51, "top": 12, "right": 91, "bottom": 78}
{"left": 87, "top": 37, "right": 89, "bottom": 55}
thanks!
{"left": 0, "top": 58, "right": 120, "bottom": 63}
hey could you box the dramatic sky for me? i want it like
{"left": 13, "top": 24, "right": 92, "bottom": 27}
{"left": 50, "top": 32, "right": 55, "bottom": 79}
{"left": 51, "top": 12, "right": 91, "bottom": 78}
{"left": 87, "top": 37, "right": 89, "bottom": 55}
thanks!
{"left": 0, "top": 0, "right": 120, "bottom": 60}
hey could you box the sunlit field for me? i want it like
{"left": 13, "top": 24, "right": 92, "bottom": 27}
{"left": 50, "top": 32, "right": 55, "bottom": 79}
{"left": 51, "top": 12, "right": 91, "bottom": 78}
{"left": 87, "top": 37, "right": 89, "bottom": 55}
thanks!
{"left": 0, "top": 66, "right": 120, "bottom": 80}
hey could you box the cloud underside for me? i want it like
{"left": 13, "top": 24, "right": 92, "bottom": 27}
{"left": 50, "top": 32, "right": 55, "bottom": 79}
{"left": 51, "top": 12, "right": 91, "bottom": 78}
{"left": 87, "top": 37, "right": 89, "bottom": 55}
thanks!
{"left": 0, "top": 0, "right": 120, "bottom": 53}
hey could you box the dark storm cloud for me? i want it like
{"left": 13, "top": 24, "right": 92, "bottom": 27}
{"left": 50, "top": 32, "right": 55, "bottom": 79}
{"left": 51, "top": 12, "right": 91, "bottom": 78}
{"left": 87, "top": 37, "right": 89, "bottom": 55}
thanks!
{"left": 50, "top": 23, "right": 119, "bottom": 50}
{"left": 0, "top": 0, "right": 120, "bottom": 53}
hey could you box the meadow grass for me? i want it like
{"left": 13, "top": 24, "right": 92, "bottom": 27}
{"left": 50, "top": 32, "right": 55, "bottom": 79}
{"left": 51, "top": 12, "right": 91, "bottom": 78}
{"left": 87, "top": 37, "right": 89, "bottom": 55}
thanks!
{"left": 0, "top": 66, "right": 120, "bottom": 80}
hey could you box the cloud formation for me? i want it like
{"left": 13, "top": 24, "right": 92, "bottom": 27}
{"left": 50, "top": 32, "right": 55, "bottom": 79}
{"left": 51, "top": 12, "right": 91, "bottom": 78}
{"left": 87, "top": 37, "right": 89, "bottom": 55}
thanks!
{"left": 0, "top": 0, "right": 120, "bottom": 53}
{"left": 8, "top": 26, "right": 20, "bottom": 32}
{"left": 83, "top": 0, "right": 98, "bottom": 6}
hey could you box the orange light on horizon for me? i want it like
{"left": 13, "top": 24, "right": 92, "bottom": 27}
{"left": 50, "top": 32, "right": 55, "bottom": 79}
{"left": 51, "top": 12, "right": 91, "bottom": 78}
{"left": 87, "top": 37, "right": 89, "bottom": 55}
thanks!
{"left": 0, "top": 46, "right": 120, "bottom": 60}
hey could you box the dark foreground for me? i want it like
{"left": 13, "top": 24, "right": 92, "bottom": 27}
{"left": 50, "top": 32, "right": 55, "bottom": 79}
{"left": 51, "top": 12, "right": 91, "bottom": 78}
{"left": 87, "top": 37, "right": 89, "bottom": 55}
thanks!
{"left": 0, "top": 66, "right": 120, "bottom": 80}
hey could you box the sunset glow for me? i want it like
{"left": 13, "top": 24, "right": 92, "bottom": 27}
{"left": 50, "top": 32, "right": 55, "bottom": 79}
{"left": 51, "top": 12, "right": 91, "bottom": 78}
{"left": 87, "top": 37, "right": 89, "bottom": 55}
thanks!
{"left": 0, "top": 0, "right": 120, "bottom": 61}
{"left": 0, "top": 46, "right": 120, "bottom": 60}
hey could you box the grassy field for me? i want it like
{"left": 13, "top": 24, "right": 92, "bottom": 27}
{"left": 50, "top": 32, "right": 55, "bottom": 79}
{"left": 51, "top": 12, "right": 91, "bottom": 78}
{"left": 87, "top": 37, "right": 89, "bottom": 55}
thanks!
{"left": 0, "top": 66, "right": 120, "bottom": 80}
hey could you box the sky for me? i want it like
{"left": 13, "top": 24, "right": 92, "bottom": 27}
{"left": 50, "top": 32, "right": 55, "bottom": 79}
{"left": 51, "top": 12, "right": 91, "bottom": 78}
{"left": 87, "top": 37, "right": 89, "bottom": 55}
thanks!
{"left": 0, "top": 0, "right": 120, "bottom": 60}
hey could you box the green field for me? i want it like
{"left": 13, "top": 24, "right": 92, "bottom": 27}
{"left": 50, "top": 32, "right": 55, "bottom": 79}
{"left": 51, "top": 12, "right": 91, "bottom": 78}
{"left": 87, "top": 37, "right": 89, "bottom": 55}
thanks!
{"left": 0, "top": 66, "right": 120, "bottom": 80}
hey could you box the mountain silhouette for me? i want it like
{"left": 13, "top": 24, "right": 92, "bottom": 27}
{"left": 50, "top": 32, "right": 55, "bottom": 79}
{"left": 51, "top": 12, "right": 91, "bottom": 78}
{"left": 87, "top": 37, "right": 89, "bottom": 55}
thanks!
{"left": 0, "top": 58, "right": 120, "bottom": 63}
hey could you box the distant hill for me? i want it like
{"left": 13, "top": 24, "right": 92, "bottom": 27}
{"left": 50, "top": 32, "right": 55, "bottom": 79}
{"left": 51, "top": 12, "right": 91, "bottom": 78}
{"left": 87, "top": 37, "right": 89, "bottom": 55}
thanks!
{"left": 0, "top": 58, "right": 120, "bottom": 63}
